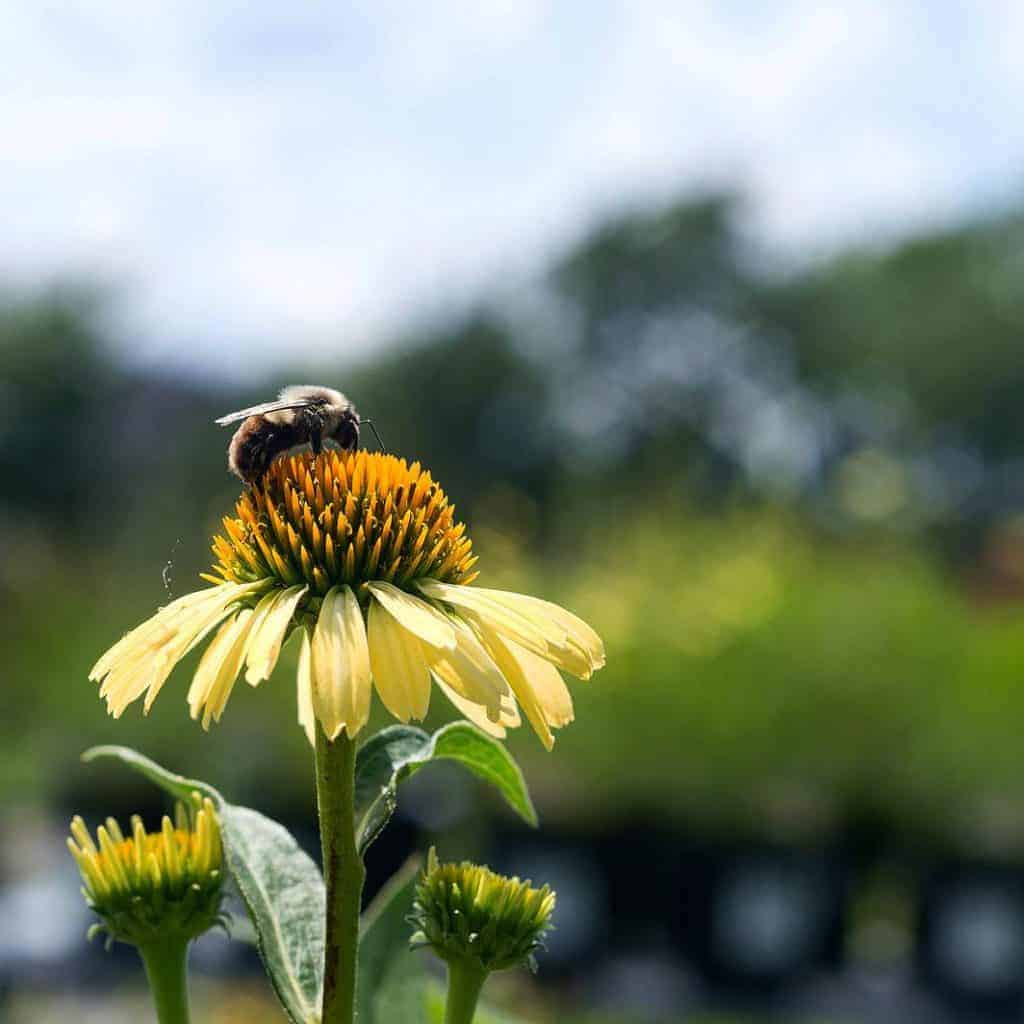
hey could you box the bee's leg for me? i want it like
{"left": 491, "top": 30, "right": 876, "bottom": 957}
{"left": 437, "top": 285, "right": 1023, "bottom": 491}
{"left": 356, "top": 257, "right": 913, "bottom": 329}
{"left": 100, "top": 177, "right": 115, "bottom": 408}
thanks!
{"left": 302, "top": 406, "right": 325, "bottom": 455}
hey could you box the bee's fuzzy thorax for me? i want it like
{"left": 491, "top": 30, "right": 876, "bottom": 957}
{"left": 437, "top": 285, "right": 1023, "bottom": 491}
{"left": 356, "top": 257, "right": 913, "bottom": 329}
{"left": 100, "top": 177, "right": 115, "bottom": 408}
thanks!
{"left": 277, "top": 384, "right": 349, "bottom": 407}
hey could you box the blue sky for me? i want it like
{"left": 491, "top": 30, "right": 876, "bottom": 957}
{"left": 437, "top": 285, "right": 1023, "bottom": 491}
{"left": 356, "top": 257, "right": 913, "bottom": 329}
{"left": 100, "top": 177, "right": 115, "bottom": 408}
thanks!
{"left": 2, "top": 1, "right": 1021, "bottom": 376}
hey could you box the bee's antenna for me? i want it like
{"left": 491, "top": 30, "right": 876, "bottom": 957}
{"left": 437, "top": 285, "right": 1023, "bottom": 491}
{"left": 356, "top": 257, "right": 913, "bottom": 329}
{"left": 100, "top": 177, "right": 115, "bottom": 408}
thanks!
{"left": 363, "top": 419, "right": 387, "bottom": 453}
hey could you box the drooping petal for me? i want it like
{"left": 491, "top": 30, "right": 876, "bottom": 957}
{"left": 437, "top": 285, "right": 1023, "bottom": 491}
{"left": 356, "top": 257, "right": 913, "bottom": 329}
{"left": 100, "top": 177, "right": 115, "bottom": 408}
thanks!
{"left": 189, "top": 610, "right": 257, "bottom": 729}
{"left": 426, "top": 617, "right": 509, "bottom": 714}
{"left": 366, "top": 581, "right": 456, "bottom": 650}
{"left": 91, "top": 591, "right": 206, "bottom": 681}
{"left": 473, "top": 591, "right": 606, "bottom": 678}
{"left": 244, "top": 584, "right": 307, "bottom": 684}
{"left": 505, "top": 642, "right": 574, "bottom": 728}
{"left": 97, "top": 612, "right": 196, "bottom": 707}
{"left": 91, "top": 582, "right": 263, "bottom": 681}
{"left": 93, "top": 581, "right": 268, "bottom": 718}
{"left": 295, "top": 627, "right": 316, "bottom": 746}
{"left": 470, "top": 623, "right": 574, "bottom": 750}
{"left": 367, "top": 597, "right": 432, "bottom": 722}
{"left": 416, "top": 579, "right": 556, "bottom": 661}
{"left": 99, "top": 647, "right": 167, "bottom": 718}
{"left": 435, "top": 680, "right": 508, "bottom": 738}
{"left": 187, "top": 615, "right": 241, "bottom": 718}
{"left": 233, "top": 588, "right": 282, "bottom": 671}
{"left": 497, "top": 690, "right": 521, "bottom": 728}
{"left": 103, "top": 606, "right": 228, "bottom": 718}
{"left": 311, "top": 586, "right": 371, "bottom": 739}
{"left": 422, "top": 583, "right": 604, "bottom": 680}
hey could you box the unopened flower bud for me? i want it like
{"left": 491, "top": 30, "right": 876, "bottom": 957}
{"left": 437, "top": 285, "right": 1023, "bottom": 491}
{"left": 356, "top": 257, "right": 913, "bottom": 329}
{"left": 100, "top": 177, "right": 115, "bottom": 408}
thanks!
{"left": 67, "top": 794, "right": 224, "bottom": 948}
{"left": 409, "top": 847, "right": 555, "bottom": 974}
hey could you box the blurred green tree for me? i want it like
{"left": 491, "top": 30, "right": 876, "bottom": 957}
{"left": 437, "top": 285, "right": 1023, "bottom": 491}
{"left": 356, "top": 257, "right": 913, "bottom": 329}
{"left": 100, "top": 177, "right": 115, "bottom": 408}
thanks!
{"left": 754, "top": 215, "right": 1024, "bottom": 461}
{"left": 0, "top": 287, "right": 113, "bottom": 527}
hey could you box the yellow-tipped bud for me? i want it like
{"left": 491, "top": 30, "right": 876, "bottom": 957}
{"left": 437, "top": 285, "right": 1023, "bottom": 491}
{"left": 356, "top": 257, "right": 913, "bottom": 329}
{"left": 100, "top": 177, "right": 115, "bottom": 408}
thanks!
{"left": 409, "top": 848, "right": 556, "bottom": 974}
{"left": 67, "top": 793, "right": 224, "bottom": 948}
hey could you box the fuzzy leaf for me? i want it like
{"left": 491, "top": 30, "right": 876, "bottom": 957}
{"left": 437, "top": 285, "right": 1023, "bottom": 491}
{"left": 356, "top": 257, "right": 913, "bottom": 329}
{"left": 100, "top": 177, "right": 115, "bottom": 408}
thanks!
{"left": 82, "top": 745, "right": 324, "bottom": 1024}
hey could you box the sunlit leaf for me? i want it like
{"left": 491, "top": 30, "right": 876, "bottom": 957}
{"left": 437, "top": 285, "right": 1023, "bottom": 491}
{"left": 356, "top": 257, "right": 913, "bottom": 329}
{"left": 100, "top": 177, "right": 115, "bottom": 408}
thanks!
{"left": 354, "top": 722, "right": 537, "bottom": 853}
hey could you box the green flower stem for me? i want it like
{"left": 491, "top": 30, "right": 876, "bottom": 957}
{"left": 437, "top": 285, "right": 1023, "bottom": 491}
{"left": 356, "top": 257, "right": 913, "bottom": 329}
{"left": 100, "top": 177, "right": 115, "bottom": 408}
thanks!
{"left": 138, "top": 938, "right": 191, "bottom": 1024}
{"left": 444, "top": 960, "right": 488, "bottom": 1024}
{"left": 316, "top": 726, "right": 365, "bottom": 1024}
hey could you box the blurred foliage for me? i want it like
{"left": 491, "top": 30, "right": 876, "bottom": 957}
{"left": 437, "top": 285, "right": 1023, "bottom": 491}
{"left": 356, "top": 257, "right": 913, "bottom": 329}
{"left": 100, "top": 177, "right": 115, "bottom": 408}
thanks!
{"left": 3, "top": 191, "right": 1024, "bottom": 861}
{"left": 0, "top": 287, "right": 111, "bottom": 526}
{"left": 754, "top": 214, "right": 1024, "bottom": 459}
{"left": 10, "top": 981, "right": 816, "bottom": 1023}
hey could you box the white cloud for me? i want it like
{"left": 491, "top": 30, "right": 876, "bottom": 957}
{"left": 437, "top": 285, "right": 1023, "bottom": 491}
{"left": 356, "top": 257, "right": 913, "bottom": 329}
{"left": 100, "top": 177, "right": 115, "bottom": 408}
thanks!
{"left": 0, "top": 1, "right": 1020, "bottom": 376}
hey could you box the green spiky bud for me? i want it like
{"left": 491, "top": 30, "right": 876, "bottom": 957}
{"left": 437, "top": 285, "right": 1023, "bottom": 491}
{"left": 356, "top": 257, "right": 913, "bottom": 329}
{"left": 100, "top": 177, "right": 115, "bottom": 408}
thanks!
{"left": 67, "top": 793, "right": 224, "bottom": 949}
{"left": 409, "top": 847, "right": 556, "bottom": 974}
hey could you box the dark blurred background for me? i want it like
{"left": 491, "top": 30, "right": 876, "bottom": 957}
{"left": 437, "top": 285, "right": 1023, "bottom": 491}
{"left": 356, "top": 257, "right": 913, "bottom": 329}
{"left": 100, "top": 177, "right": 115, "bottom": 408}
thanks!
{"left": 4, "top": 5, "right": 1024, "bottom": 1022}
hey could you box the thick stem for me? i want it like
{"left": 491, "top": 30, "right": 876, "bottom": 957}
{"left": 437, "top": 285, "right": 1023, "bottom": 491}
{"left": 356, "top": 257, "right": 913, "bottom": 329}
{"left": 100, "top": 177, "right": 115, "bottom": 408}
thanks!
{"left": 444, "top": 960, "right": 488, "bottom": 1024}
{"left": 138, "top": 938, "right": 191, "bottom": 1024}
{"left": 316, "top": 726, "right": 366, "bottom": 1024}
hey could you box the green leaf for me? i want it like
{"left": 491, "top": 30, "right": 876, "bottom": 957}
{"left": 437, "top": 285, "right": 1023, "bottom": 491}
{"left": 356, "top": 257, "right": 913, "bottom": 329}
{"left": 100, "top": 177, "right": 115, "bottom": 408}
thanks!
{"left": 83, "top": 746, "right": 324, "bottom": 1024}
{"left": 428, "top": 723, "right": 537, "bottom": 827}
{"left": 355, "top": 726, "right": 431, "bottom": 852}
{"left": 354, "top": 722, "right": 538, "bottom": 854}
{"left": 357, "top": 858, "right": 428, "bottom": 1024}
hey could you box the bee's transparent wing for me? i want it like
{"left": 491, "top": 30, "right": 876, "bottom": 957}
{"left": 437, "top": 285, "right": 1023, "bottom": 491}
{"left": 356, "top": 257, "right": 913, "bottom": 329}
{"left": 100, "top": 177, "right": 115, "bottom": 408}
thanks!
{"left": 214, "top": 399, "right": 316, "bottom": 426}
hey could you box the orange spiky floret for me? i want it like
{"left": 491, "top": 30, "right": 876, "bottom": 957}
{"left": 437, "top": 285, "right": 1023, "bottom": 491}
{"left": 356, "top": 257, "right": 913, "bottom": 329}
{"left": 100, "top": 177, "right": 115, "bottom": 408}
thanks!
{"left": 210, "top": 450, "right": 478, "bottom": 595}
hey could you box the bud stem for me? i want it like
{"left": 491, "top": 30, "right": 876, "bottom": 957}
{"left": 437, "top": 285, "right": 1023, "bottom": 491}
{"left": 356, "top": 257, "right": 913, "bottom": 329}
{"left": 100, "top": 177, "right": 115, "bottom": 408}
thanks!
{"left": 316, "top": 726, "right": 365, "bottom": 1024}
{"left": 444, "top": 960, "right": 488, "bottom": 1024}
{"left": 138, "top": 938, "right": 191, "bottom": 1024}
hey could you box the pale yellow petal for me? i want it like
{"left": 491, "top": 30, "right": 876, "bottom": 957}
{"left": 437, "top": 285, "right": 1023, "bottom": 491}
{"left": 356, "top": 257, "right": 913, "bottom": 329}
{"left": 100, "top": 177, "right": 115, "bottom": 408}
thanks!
{"left": 311, "top": 586, "right": 371, "bottom": 740}
{"left": 188, "top": 610, "right": 256, "bottom": 729}
{"left": 505, "top": 641, "right": 575, "bottom": 728}
{"left": 203, "top": 612, "right": 258, "bottom": 727}
{"left": 426, "top": 617, "right": 508, "bottom": 713}
{"left": 416, "top": 580, "right": 552, "bottom": 660}
{"left": 471, "top": 623, "right": 556, "bottom": 750}
{"left": 478, "top": 591, "right": 605, "bottom": 677}
{"left": 91, "top": 581, "right": 262, "bottom": 680}
{"left": 100, "top": 651, "right": 163, "bottom": 717}
{"left": 435, "top": 680, "right": 507, "bottom": 738}
{"left": 367, "top": 598, "right": 432, "bottom": 722}
{"left": 146, "top": 600, "right": 243, "bottom": 712}
{"left": 241, "top": 587, "right": 280, "bottom": 633}
{"left": 366, "top": 581, "right": 456, "bottom": 650}
{"left": 97, "top": 603, "right": 209, "bottom": 704}
{"left": 92, "top": 581, "right": 268, "bottom": 718}
{"left": 234, "top": 589, "right": 282, "bottom": 676}
{"left": 186, "top": 614, "right": 243, "bottom": 718}
{"left": 418, "top": 581, "right": 604, "bottom": 681}
{"left": 295, "top": 627, "right": 316, "bottom": 747}
{"left": 545, "top": 601, "right": 605, "bottom": 669}
{"left": 103, "top": 597, "right": 237, "bottom": 717}
{"left": 245, "top": 585, "right": 307, "bottom": 684}
{"left": 90, "top": 590, "right": 205, "bottom": 680}
{"left": 499, "top": 692, "right": 522, "bottom": 728}
{"left": 178, "top": 587, "right": 258, "bottom": 659}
